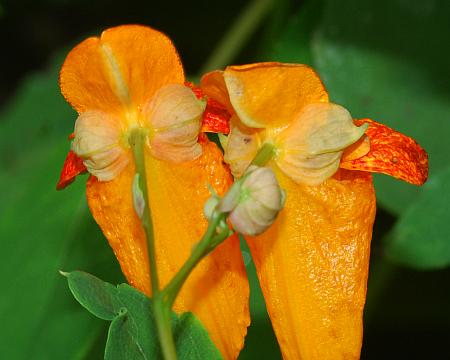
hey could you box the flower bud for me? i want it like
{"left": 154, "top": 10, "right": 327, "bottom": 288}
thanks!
{"left": 72, "top": 110, "right": 129, "bottom": 181}
{"left": 132, "top": 174, "right": 145, "bottom": 219}
{"left": 143, "top": 84, "right": 206, "bottom": 162}
{"left": 220, "top": 166, "right": 285, "bottom": 236}
{"left": 203, "top": 195, "right": 220, "bottom": 221}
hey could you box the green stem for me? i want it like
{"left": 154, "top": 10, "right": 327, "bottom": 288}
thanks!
{"left": 130, "top": 129, "right": 177, "bottom": 360}
{"left": 200, "top": 0, "right": 274, "bottom": 73}
{"left": 251, "top": 142, "right": 274, "bottom": 167}
{"left": 129, "top": 132, "right": 274, "bottom": 358}
{"left": 161, "top": 213, "right": 227, "bottom": 308}
{"left": 153, "top": 296, "right": 177, "bottom": 360}
{"left": 130, "top": 129, "right": 159, "bottom": 294}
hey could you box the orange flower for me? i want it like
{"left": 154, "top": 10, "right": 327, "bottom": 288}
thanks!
{"left": 57, "top": 25, "right": 249, "bottom": 359}
{"left": 201, "top": 63, "right": 428, "bottom": 359}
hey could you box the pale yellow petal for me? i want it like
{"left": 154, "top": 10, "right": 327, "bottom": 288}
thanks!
{"left": 276, "top": 103, "right": 367, "bottom": 185}
{"left": 72, "top": 111, "right": 129, "bottom": 181}
{"left": 143, "top": 84, "right": 204, "bottom": 162}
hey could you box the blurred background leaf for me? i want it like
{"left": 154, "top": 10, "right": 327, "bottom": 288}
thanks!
{"left": 239, "top": 240, "right": 280, "bottom": 359}
{"left": 0, "top": 0, "right": 449, "bottom": 359}
{"left": 312, "top": 0, "right": 450, "bottom": 216}
{"left": 267, "top": 0, "right": 450, "bottom": 268}
{"left": 0, "top": 54, "right": 124, "bottom": 359}
{"left": 384, "top": 165, "right": 450, "bottom": 269}
{"left": 264, "top": 1, "right": 450, "bottom": 356}
{"left": 268, "top": 0, "right": 450, "bottom": 216}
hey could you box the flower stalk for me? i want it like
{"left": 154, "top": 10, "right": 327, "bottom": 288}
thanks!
{"left": 129, "top": 128, "right": 159, "bottom": 294}
{"left": 250, "top": 142, "right": 274, "bottom": 167}
{"left": 159, "top": 143, "right": 280, "bottom": 309}
{"left": 161, "top": 212, "right": 230, "bottom": 308}
{"left": 130, "top": 128, "right": 177, "bottom": 360}
{"left": 129, "top": 118, "right": 280, "bottom": 359}
{"left": 130, "top": 128, "right": 236, "bottom": 359}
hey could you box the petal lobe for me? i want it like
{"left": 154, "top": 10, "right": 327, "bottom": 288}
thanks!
{"left": 341, "top": 119, "right": 428, "bottom": 185}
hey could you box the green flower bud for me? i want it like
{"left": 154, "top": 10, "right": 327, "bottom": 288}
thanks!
{"left": 220, "top": 166, "right": 285, "bottom": 236}
{"left": 203, "top": 195, "right": 220, "bottom": 221}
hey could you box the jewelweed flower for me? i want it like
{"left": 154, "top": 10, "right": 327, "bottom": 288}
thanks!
{"left": 57, "top": 25, "right": 249, "bottom": 359}
{"left": 201, "top": 63, "right": 428, "bottom": 359}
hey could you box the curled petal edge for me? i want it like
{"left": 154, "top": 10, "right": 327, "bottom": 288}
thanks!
{"left": 340, "top": 119, "right": 428, "bottom": 185}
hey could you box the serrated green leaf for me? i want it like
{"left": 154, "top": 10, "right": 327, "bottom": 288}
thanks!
{"left": 384, "top": 165, "right": 450, "bottom": 269}
{"left": 64, "top": 271, "right": 223, "bottom": 360}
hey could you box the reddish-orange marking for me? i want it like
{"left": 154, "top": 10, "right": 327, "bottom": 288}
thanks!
{"left": 56, "top": 150, "right": 87, "bottom": 190}
{"left": 186, "top": 82, "right": 230, "bottom": 134}
{"left": 341, "top": 119, "right": 428, "bottom": 185}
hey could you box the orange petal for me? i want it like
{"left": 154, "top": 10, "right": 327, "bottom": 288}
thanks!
{"left": 56, "top": 150, "right": 87, "bottom": 190}
{"left": 100, "top": 25, "right": 184, "bottom": 110}
{"left": 340, "top": 119, "right": 428, "bottom": 185}
{"left": 200, "top": 70, "right": 234, "bottom": 113}
{"left": 223, "top": 62, "right": 329, "bottom": 129}
{"left": 185, "top": 81, "right": 204, "bottom": 99}
{"left": 86, "top": 139, "right": 249, "bottom": 359}
{"left": 60, "top": 25, "right": 184, "bottom": 114}
{"left": 186, "top": 81, "right": 231, "bottom": 134}
{"left": 246, "top": 168, "right": 376, "bottom": 360}
{"left": 202, "top": 98, "right": 231, "bottom": 134}
{"left": 341, "top": 135, "right": 370, "bottom": 162}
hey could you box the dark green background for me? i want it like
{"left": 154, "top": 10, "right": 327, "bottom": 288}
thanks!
{"left": 1, "top": 0, "right": 449, "bottom": 358}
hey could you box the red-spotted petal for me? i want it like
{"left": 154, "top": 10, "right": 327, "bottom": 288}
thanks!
{"left": 340, "top": 119, "right": 428, "bottom": 185}
{"left": 186, "top": 82, "right": 231, "bottom": 134}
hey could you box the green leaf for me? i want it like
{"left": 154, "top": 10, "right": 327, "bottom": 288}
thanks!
{"left": 174, "top": 312, "right": 222, "bottom": 359}
{"left": 238, "top": 237, "right": 281, "bottom": 359}
{"left": 64, "top": 270, "right": 120, "bottom": 321}
{"left": 270, "top": 0, "right": 449, "bottom": 215}
{"left": 105, "top": 307, "right": 149, "bottom": 360}
{"left": 309, "top": 0, "right": 450, "bottom": 214}
{"left": 0, "top": 56, "right": 124, "bottom": 359}
{"left": 64, "top": 271, "right": 223, "bottom": 360}
{"left": 384, "top": 165, "right": 450, "bottom": 269}
{"left": 266, "top": 0, "right": 323, "bottom": 65}
{"left": 0, "top": 55, "right": 74, "bottom": 172}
